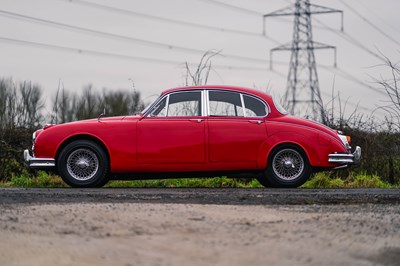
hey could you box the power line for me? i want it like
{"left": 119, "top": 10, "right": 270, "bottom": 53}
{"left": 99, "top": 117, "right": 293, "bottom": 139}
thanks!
{"left": 338, "top": 0, "right": 400, "bottom": 47}
{"left": 192, "top": 0, "right": 387, "bottom": 98}
{"left": 196, "top": 0, "right": 263, "bottom": 16}
{"left": 57, "top": 0, "right": 280, "bottom": 44}
{"left": 353, "top": 0, "right": 400, "bottom": 37}
{"left": 319, "top": 90, "right": 385, "bottom": 116}
{"left": 190, "top": 1, "right": 387, "bottom": 98}
{"left": 0, "top": 3, "right": 388, "bottom": 108}
{"left": 313, "top": 17, "right": 386, "bottom": 62}
{"left": 0, "top": 35, "right": 385, "bottom": 115}
{"left": 199, "top": 0, "right": 387, "bottom": 63}
{"left": 0, "top": 36, "right": 282, "bottom": 73}
{"left": 319, "top": 64, "right": 387, "bottom": 97}
{"left": 0, "top": 34, "right": 377, "bottom": 93}
{"left": 0, "top": 9, "right": 282, "bottom": 65}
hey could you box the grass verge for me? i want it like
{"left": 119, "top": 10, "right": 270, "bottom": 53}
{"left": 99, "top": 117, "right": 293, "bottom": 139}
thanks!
{"left": 0, "top": 171, "right": 397, "bottom": 188}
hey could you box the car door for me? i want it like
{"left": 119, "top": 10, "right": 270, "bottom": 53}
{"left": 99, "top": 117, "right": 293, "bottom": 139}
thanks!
{"left": 137, "top": 90, "right": 206, "bottom": 164}
{"left": 207, "top": 90, "right": 268, "bottom": 163}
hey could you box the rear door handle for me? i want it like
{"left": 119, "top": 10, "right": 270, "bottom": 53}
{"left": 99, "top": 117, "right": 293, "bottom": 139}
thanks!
{"left": 248, "top": 120, "right": 263, "bottom": 125}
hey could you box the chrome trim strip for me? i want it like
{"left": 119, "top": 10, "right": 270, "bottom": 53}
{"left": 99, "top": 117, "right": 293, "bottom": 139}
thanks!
{"left": 24, "top": 149, "right": 55, "bottom": 169}
{"left": 240, "top": 93, "right": 246, "bottom": 117}
{"left": 328, "top": 146, "right": 361, "bottom": 165}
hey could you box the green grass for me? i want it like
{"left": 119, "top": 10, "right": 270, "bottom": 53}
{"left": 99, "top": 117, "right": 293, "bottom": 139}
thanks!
{"left": 0, "top": 171, "right": 397, "bottom": 188}
{"left": 105, "top": 177, "right": 262, "bottom": 188}
{"left": 301, "top": 172, "right": 396, "bottom": 189}
{"left": 1, "top": 171, "right": 67, "bottom": 188}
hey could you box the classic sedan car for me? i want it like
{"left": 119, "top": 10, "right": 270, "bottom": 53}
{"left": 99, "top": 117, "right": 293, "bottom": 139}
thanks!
{"left": 24, "top": 85, "right": 361, "bottom": 188}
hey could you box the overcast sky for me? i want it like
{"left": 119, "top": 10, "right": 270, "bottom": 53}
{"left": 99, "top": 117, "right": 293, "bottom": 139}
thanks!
{"left": 1, "top": 0, "right": 399, "bottom": 119}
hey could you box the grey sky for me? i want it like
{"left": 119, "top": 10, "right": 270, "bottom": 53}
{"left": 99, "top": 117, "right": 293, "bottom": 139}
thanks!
{"left": 0, "top": 0, "right": 399, "bottom": 119}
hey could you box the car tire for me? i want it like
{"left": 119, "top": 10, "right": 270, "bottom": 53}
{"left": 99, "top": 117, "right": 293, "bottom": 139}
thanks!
{"left": 57, "top": 140, "right": 109, "bottom": 188}
{"left": 258, "top": 145, "right": 312, "bottom": 188}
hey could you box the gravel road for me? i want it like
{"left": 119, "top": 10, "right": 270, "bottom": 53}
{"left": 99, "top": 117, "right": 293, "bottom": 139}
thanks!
{"left": 0, "top": 188, "right": 399, "bottom": 266}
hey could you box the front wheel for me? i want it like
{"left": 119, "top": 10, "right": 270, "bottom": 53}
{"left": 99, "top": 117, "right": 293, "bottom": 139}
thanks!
{"left": 258, "top": 145, "right": 312, "bottom": 188}
{"left": 57, "top": 140, "right": 109, "bottom": 188}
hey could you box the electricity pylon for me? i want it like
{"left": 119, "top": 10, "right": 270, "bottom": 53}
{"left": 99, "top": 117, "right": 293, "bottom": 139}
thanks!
{"left": 264, "top": 0, "right": 343, "bottom": 121}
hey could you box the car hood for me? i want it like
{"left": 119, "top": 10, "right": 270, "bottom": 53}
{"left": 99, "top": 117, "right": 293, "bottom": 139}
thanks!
{"left": 42, "top": 115, "right": 141, "bottom": 129}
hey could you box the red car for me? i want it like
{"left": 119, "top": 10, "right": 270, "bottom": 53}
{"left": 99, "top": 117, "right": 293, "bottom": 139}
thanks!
{"left": 24, "top": 85, "right": 361, "bottom": 188}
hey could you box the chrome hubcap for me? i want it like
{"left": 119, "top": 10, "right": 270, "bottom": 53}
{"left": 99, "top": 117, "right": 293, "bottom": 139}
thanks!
{"left": 272, "top": 149, "right": 304, "bottom": 181}
{"left": 67, "top": 148, "right": 99, "bottom": 181}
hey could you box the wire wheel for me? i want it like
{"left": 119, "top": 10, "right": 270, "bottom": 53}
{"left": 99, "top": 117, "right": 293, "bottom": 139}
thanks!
{"left": 272, "top": 148, "right": 304, "bottom": 181}
{"left": 66, "top": 148, "right": 99, "bottom": 181}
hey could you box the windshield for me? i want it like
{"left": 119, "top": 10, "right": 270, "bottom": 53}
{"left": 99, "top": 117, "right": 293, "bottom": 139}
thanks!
{"left": 141, "top": 94, "right": 161, "bottom": 115}
{"left": 273, "top": 96, "right": 289, "bottom": 115}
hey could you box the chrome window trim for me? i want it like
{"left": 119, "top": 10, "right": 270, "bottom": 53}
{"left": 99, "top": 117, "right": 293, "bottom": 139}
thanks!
{"left": 206, "top": 90, "right": 210, "bottom": 116}
{"left": 145, "top": 94, "right": 165, "bottom": 117}
{"left": 165, "top": 94, "right": 170, "bottom": 117}
{"left": 145, "top": 89, "right": 270, "bottom": 118}
{"left": 147, "top": 90, "right": 203, "bottom": 118}
{"left": 240, "top": 93, "right": 246, "bottom": 117}
{"left": 242, "top": 93, "right": 270, "bottom": 118}
{"left": 201, "top": 90, "right": 207, "bottom": 116}
{"left": 142, "top": 94, "right": 163, "bottom": 117}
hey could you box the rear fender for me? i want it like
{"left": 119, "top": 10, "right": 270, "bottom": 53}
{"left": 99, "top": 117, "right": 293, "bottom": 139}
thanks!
{"left": 257, "top": 131, "right": 319, "bottom": 169}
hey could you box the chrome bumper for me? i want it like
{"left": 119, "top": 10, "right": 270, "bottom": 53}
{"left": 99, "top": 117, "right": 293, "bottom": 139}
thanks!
{"left": 23, "top": 149, "right": 55, "bottom": 170}
{"left": 328, "top": 146, "right": 361, "bottom": 167}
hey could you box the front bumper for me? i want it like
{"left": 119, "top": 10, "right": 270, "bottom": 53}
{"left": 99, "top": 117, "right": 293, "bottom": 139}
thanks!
{"left": 23, "top": 149, "right": 55, "bottom": 170}
{"left": 328, "top": 146, "right": 361, "bottom": 168}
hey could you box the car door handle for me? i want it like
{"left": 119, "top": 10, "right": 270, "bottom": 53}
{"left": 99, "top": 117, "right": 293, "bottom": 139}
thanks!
{"left": 189, "top": 119, "right": 204, "bottom": 123}
{"left": 248, "top": 120, "right": 263, "bottom": 125}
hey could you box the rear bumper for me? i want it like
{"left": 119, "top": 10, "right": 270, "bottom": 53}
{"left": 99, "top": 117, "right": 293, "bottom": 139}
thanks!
{"left": 23, "top": 149, "right": 55, "bottom": 170}
{"left": 328, "top": 146, "right": 361, "bottom": 169}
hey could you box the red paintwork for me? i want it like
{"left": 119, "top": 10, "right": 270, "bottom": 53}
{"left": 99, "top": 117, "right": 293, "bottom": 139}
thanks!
{"left": 33, "top": 85, "right": 349, "bottom": 174}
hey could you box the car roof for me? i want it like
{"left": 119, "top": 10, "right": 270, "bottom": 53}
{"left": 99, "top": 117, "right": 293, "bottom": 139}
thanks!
{"left": 162, "top": 85, "right": 273, "bottom": 102}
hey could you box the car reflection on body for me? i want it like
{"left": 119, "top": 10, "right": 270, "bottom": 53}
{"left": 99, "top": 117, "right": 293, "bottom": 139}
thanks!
{"left": 24, "top": 85, "right": 361, "bottom": 188}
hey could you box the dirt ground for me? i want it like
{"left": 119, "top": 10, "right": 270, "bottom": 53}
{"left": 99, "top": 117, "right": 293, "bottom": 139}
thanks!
{"left": 0, "top": 202, "right": 399, "bottom": 266}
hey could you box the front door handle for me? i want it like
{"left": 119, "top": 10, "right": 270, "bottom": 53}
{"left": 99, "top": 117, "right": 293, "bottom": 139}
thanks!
{"left": 189, "top": 119, "right": 204, "bottom": 123}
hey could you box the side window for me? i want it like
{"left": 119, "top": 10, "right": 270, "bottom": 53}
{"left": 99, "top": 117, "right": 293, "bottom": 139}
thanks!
{"left": 150, "top": 91, "right": 201, "bottom": 117}
{"left": 209, "top": 91, "right": 244, "bottom": 116}
{"left": 243, "top": 95, "right": 267, "bottom": 117}
{"left": 168, "top": 91, "right": 201, "bottom": 116}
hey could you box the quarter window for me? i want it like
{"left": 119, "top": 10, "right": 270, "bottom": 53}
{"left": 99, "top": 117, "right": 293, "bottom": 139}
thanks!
{"left": 243, "top": 95, "right": 267, "bottom": 117}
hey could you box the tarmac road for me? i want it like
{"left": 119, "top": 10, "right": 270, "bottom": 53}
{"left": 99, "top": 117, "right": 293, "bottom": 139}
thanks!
{"left": 0, "top": 187, "right": 399, "bottom": 205}
{"left": 1, "top": 188, "right": 399, "bottom": 266}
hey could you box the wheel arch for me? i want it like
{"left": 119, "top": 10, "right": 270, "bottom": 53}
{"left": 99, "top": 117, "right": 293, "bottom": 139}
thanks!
{"left": 257, "top": 139, "right": 317, "bottom": 169}
{"left": 55, "top": 134, "right": 111, "bottom": 171}
{"left": 268, "top": 142, "right": 310, "bottom": 163}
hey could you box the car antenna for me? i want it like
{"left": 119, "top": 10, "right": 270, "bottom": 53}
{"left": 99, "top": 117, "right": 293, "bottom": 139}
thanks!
{"left": 98, "top": 108, "right": 106, "bottom": 121}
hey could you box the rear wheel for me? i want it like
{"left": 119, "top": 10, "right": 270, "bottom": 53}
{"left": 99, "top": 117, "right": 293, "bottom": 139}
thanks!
{"left": 258, "top": 145, "right": 312, "bottom": 188}
{"left": 57, "top": 140, "right": 109, "bottom": 188}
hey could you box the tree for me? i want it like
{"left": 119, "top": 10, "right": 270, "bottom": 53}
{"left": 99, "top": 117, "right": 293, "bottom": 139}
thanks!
{"left": 376, "top": 56, "right": 400, "bottom": 130}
